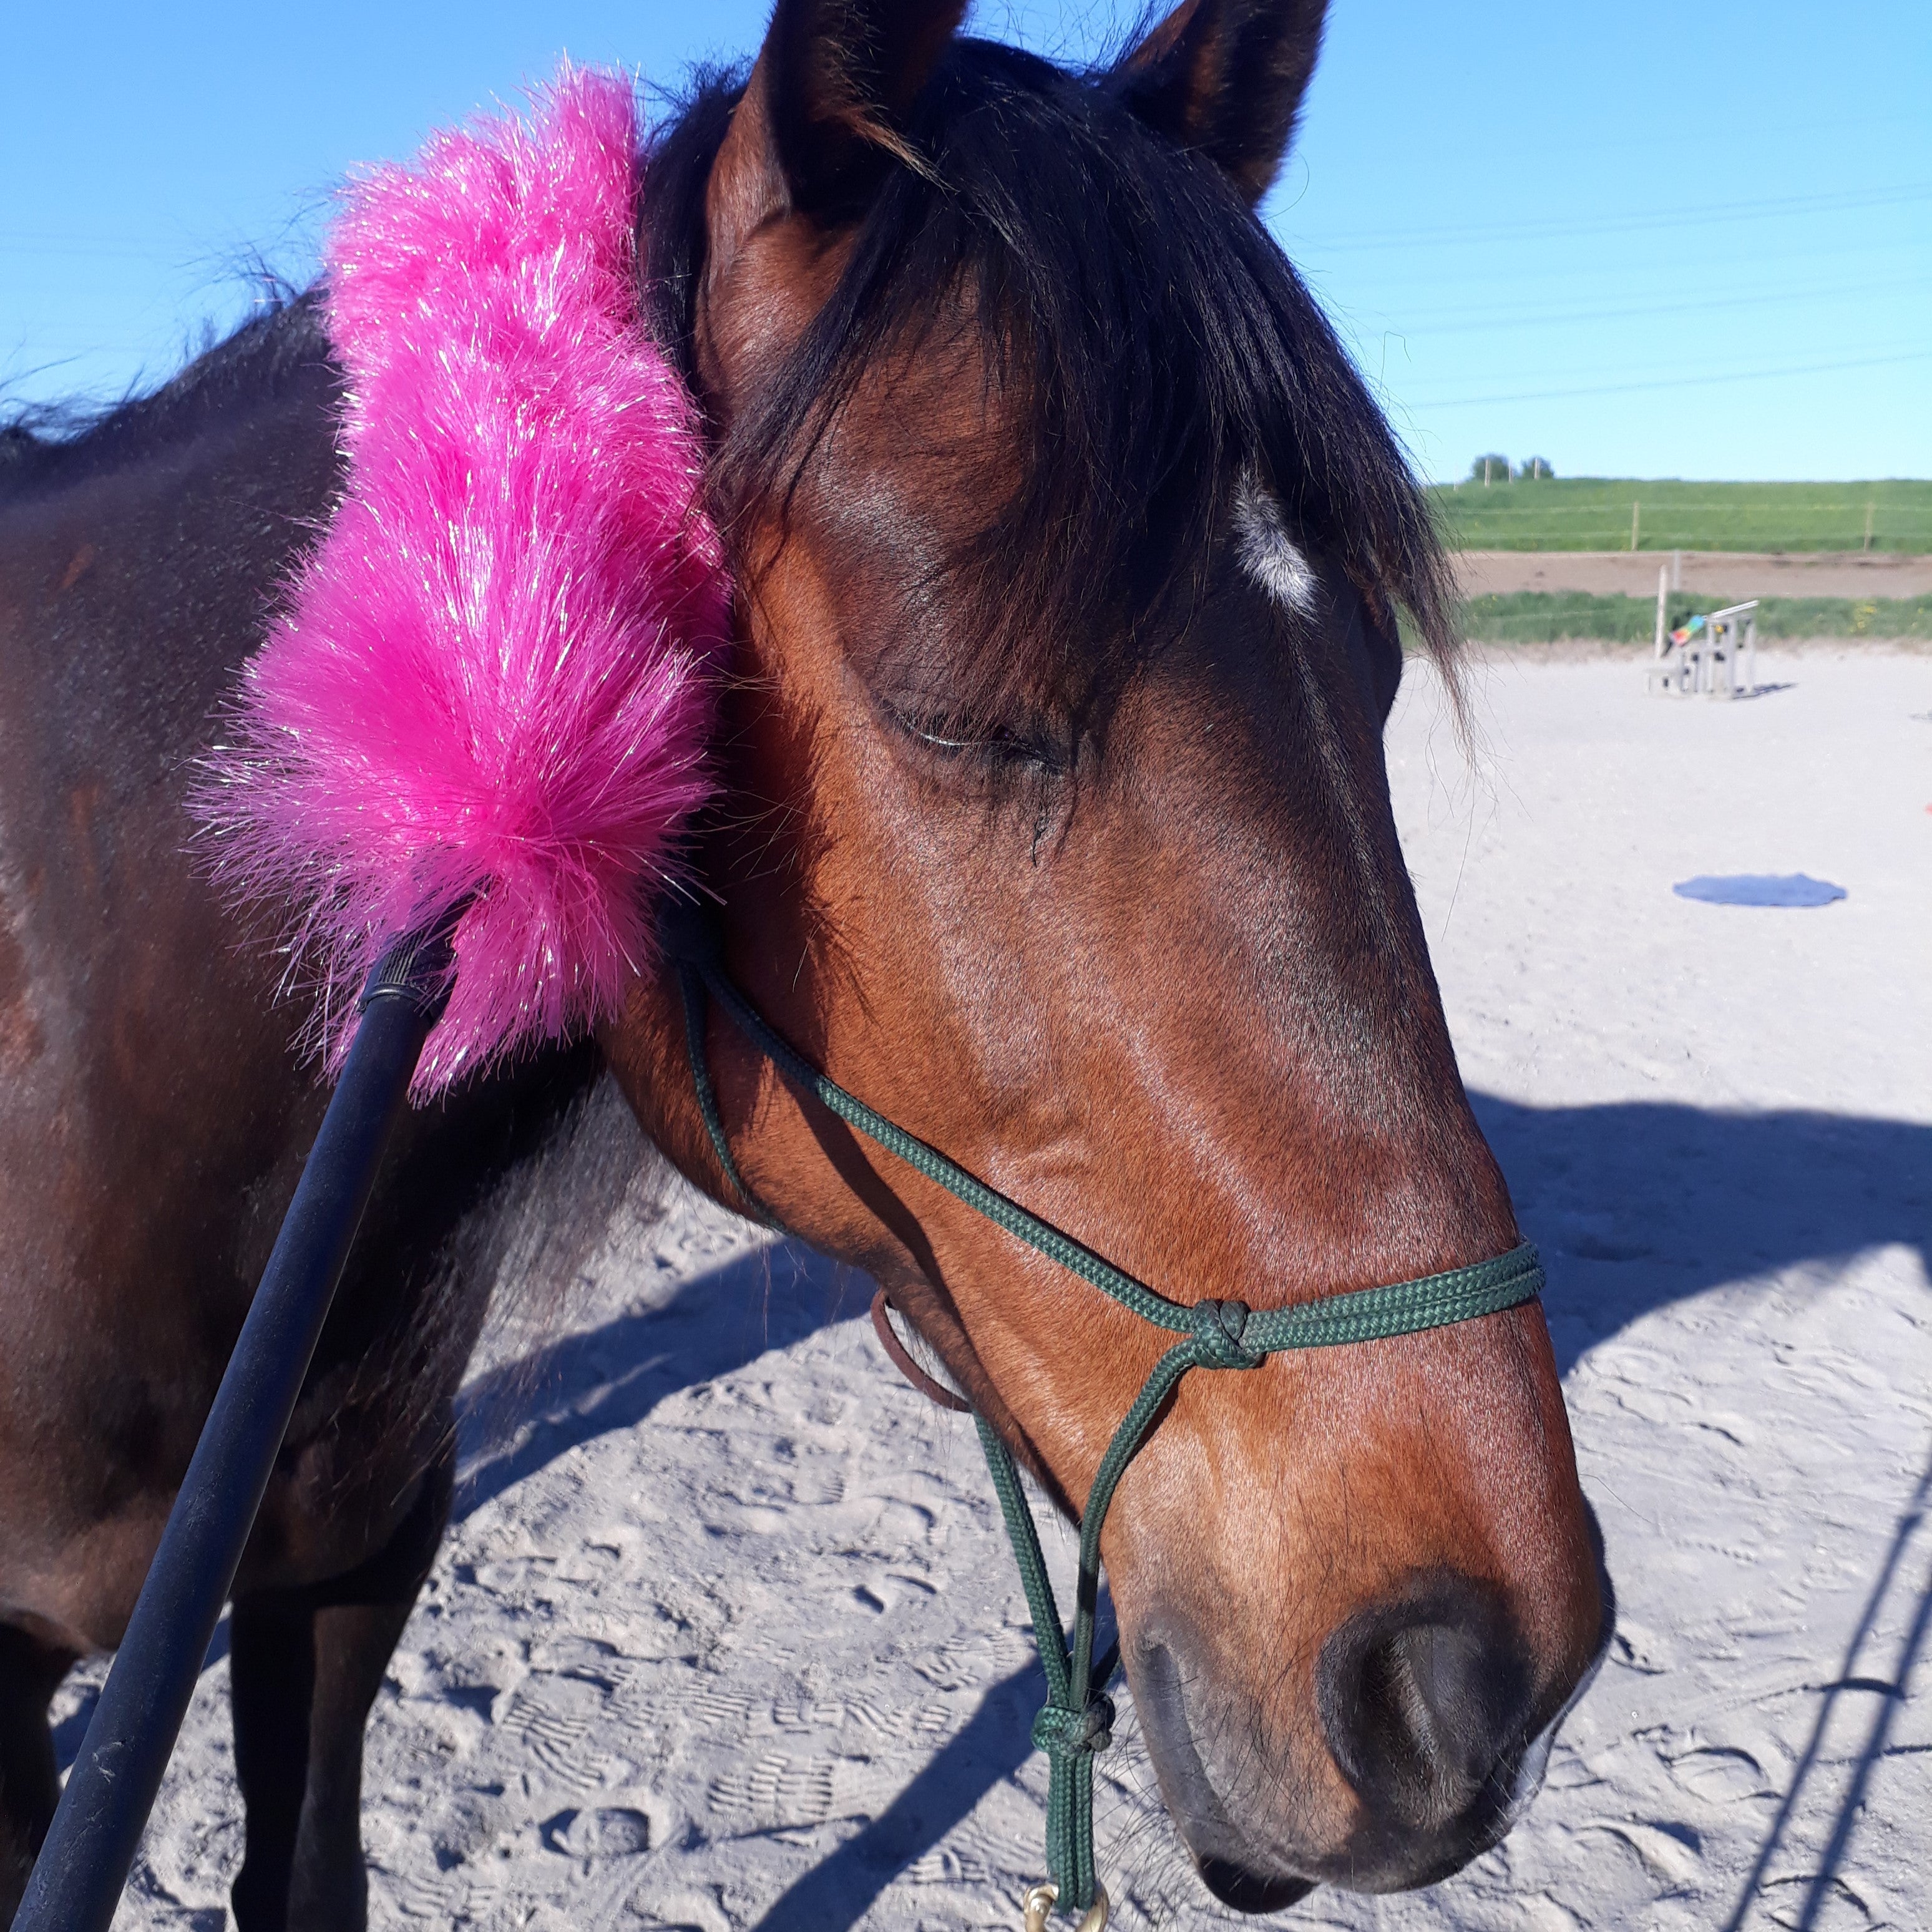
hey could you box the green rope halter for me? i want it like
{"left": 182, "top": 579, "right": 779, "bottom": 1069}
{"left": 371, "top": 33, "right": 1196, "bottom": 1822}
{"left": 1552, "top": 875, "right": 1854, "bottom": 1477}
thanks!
{"left": 668, "top": 930, "right": 1543, "bottom": 1920}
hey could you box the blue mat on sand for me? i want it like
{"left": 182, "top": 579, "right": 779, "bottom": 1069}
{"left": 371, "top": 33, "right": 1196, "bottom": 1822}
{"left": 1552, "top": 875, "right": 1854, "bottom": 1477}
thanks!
{"left": 1673, "top": 874, "right": 1848, "bottom": 907}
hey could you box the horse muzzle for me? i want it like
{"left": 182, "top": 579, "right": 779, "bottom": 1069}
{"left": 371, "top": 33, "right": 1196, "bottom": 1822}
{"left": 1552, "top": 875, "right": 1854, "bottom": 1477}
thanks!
{"left": 1132, "top": 1557, "right": 1616, "bottom": 1909}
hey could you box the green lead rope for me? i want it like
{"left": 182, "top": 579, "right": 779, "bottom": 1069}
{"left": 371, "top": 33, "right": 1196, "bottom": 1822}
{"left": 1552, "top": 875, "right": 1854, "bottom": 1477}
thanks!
{"left": 673, "top": 954, "right": 1544, "bottom": 1918}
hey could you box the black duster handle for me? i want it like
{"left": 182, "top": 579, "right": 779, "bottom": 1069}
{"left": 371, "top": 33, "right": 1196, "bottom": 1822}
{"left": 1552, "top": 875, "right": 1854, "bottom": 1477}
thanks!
{"left": 16, "top": 927, "right": 452, "bottom": 1932}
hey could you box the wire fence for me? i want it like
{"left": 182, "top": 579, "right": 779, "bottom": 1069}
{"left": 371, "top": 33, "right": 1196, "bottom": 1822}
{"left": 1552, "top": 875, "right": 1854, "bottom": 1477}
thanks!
{"left": 1432, "top": 490, "right": 1932, "bottom": 554}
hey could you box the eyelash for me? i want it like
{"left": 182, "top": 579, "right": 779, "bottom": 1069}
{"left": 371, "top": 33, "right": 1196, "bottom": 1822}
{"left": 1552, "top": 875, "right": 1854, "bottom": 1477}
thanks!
{"left": 891, "top": 706, "right": 1068, "bottom": 776}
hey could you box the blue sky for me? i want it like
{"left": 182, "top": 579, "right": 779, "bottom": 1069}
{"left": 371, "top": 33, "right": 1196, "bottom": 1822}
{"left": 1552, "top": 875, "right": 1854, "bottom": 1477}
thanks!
{"left": 4, "top": 0, "right": 1926, "bottom": 481}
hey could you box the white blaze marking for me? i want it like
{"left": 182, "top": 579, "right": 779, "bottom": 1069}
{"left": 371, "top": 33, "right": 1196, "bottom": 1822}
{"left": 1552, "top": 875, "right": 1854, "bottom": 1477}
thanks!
{"left": 1232, "top": 477, "right": 1320, "bottom": 617}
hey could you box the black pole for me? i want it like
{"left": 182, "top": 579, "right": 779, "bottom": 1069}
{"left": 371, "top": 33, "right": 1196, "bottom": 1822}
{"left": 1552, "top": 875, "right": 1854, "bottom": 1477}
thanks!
{"left": 15, "top": 925, "right": 453, "bottom": 1932}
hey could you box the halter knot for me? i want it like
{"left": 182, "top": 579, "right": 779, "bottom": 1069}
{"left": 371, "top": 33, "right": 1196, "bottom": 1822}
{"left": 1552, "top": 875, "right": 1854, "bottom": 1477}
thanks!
{"left": 1187, "top": 1297, "right": 1263, "bottom": 1370}
{"left": 1032, "top": 1694, "right": 1116, "bottom": 1760}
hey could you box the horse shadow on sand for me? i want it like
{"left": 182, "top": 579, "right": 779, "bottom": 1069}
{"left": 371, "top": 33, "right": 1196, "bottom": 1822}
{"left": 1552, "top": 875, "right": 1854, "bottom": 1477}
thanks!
{"left": 1475, "top": 1094, "right": 1931, "bottom": 1932}
{"left": 446, "top": 1232, "right": 1059, "bottom": 1932}
{"left": 1472, "top": 1093, "right": 1930, "bottom": 1375}
{"left": 452, "top": 1236, "right": 859, "bottom": 1521}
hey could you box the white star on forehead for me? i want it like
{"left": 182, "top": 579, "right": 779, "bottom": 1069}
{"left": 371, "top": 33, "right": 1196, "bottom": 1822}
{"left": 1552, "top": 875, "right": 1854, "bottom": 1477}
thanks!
{"left": 1231, "top": 474, "right": 1319, "bottom": 617}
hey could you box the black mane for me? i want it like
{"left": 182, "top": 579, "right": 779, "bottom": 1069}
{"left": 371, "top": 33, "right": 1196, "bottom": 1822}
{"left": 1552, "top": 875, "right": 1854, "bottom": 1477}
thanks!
{"left": 640, "top": 39, "right": 1456, "bottom": 723}
{"left": 0, "top": 291, "right": 338, "bottom": 505}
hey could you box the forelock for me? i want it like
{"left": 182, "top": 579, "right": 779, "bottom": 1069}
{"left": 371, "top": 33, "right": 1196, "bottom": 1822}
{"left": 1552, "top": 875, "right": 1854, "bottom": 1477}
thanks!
{"left": 642, "top": 40, "right": 1458, "bottom": 727}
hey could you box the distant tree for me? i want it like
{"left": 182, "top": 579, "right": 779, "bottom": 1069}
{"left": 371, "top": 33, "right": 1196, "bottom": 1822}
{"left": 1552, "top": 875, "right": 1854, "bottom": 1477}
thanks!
{"left": 1516, "top": 456, "right": 1554, "bottom": 481}
{"left": 1470, "top": 454, "right": 1510, "bottom": 485}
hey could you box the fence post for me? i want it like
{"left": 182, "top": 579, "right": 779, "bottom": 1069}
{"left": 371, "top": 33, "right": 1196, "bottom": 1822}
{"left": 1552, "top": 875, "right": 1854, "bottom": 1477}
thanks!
{"left": 1630, "top": 501, "right": 1641, "bottom": 552}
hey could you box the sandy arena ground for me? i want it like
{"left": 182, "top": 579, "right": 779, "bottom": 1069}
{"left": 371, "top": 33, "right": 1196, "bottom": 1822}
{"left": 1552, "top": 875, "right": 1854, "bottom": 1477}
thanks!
{"left": 66, "top": 649, "right": 1931, "bottom": 1930}
{"left": 1453, "top": 551, "right": 1932, "bottom": 602}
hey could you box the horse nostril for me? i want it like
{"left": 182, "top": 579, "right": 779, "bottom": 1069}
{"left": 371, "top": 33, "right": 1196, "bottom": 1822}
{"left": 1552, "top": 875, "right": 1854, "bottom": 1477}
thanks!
{"left": 1317, "top": 1574, "right": 1534, "bottom": 1837}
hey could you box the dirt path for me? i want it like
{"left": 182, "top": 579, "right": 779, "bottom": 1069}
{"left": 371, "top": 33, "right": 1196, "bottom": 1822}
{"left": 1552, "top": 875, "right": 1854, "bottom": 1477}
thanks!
{"left": 1456, "top": 549, "right": 1932, "bottom": 600}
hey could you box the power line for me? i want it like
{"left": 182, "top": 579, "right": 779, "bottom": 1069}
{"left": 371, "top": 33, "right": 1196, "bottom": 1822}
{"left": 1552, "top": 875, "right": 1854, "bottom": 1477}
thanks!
{"left": 1399, "top": 332, "right": 1928, "bottom": 395}
{"left": 1333, "top": 275, "right": 1932, "bottom": 343}
{"left": 1299, "top": 239, "right": 1932, "bottom": 318}
{"left": 1398, "top": 348, "right": 1932, "bottom": 409}
{"left": 12, "top": 182, "right": 1920, "bottom": 266}
{"left": 1281, "top": 181, "right": 1932, "bottom": 254}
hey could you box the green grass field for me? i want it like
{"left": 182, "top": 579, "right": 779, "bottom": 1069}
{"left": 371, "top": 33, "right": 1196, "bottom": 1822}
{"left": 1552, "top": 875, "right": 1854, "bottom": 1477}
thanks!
{"left": 1429, "top": 478, "right": 1932, "bottom": 554}
{"left": 1455, "top": 590, "right": 1932, "bottom": 645}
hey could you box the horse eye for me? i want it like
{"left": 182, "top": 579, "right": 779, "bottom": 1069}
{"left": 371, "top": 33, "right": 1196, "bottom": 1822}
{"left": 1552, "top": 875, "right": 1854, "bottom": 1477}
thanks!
{"left": 887, "top": 703, "right": 1066, "bottom": 774}
{"left": 908, "top": 716, "right": 981, "bottom": 754}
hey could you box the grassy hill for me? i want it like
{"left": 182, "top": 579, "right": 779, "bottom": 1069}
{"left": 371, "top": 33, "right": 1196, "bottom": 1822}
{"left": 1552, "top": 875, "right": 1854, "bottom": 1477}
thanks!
{"left": 1428, "top": 478, "right": 1932, "bottom": 553}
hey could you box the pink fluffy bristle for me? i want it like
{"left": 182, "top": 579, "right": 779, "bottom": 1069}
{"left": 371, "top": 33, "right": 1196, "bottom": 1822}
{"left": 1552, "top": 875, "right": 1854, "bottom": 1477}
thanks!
{"left": 197, "top": 68, "right": 726, "bottom": 1096}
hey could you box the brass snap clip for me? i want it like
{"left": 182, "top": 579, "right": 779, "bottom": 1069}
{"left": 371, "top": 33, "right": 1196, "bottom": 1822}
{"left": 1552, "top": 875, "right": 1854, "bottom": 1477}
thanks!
{"left": 1022, "top": 1881, "right": 1110, "bottom": 1932}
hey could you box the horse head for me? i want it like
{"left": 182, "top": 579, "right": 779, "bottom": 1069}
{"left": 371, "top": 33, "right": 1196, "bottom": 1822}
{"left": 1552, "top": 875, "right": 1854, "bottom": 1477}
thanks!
{"left": 605, "top": 0, "right": 1611, "bottom": 1905}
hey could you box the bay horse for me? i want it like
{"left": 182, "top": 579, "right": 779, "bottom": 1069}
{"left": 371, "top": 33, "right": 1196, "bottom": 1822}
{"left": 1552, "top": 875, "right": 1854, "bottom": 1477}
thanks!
{"left": 0, "top": 0, "right": 1612, "bottom": 1921}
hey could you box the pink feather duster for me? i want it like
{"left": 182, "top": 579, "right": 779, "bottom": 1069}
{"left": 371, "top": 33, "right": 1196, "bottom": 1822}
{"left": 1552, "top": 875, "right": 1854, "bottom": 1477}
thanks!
{"left": 197, "top": 67, "right": 726, "bottom": 1096}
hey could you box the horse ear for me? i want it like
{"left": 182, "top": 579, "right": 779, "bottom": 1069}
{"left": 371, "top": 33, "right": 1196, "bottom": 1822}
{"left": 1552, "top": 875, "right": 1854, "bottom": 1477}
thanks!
{"left": 708, "top": 0, "right": 966, "bottom": 268}
{"left": 1118, "top": 0, "right": 1327, "bottom": 205}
